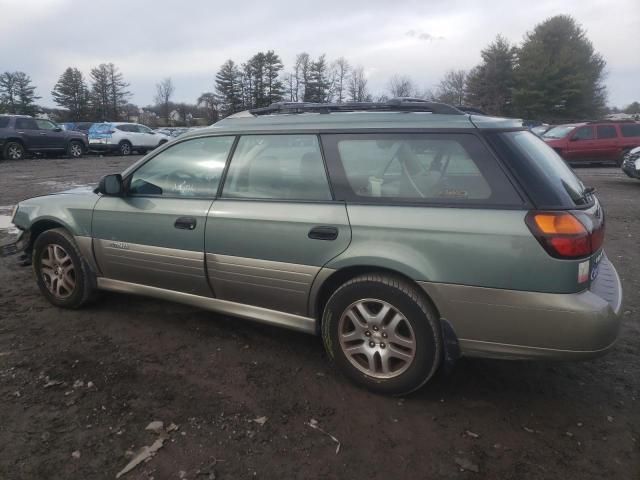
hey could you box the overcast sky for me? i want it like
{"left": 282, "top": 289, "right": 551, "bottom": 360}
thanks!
{"left": 1, "top": 0, "right": 638, "bottom": 108}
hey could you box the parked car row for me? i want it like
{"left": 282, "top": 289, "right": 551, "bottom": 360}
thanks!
{"left": 0, "top": 115, "right": 171, "bottom": 160}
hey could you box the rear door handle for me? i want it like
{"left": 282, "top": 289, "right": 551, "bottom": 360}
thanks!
{"left": 308, "top": 226, "right": 339, "bottom": 241}
{"left": 174, "top": 216, "right": 197, "bottom": 230}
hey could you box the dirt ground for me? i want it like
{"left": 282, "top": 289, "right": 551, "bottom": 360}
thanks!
{"left": 0, "top": 155, "right": 638, "bottom": 480}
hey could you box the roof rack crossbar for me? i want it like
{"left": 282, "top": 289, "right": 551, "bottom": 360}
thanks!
{"left": 248, "top": 98, "right": 464, "bottom": 116}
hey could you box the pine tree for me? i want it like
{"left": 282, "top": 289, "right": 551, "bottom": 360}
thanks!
{"left": 215, "top": 60, "right": 243, "bottom": 116}
{"left": 263, "top": 50, "right": 284, "bottom": 106}
{"left": 0, "top": 71, "right": 40, "bottom": 115}
{"left": 513, "top": 15, "right": 606, "bottom": 121}
{"left": 90, "top": 63, "right": 130, "bottom": 121}
{"left": 51, "top": 67, "right": 89, "bottom": 120}
{"left": 304, "top": 55, "right": 331, "bottom": 103}
{"left": 465, "top": 36, "right": 516, "bottom": 116}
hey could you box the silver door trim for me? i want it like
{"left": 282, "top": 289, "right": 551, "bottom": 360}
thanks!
{"left": 97, "top": 277, "right": 317, "bottom": 334}
{"left": 206, "top": 253, "right": 320, "bottom": 316}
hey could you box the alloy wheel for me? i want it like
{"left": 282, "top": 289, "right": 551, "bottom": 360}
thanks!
{"left": 338, "top": 298, "right": 416, "bottom": 379}
{"left": 120, "top": 143, "right": 131, "bottom": 155}
{"left": 40, "top": 244, "right": 76, "bottom": 299}
{"left": 7, "top": 144, "right": 23, "bottom": 160}
{"left": 70, "top": 143, "right": 82, "bottom": 158}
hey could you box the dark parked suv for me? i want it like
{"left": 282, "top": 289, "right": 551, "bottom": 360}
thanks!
{"left": 543, "top": 121, "right": 640, "bottom": 165}
{"left": 0, "top": 115, "right": 88, "bottom": 161}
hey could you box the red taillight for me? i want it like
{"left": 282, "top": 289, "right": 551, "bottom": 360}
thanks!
{"left": 525, "top": 211, "right": 604, "bottom": 259}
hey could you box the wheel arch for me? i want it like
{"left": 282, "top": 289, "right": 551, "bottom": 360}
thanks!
{"left": 310, "top": 264, "right": 440, "bottom": 329}
{"left": 27, "top": 218, "right": 72, "bottom": 252}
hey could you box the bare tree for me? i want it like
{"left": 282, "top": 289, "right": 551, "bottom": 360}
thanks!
{"left": 293, "top": 53, "right": 310, "bottom": 102}
{"left": 330, "top": 57, "right": 350, "bottom": 103}
{"left": 348, "top": 66, "right": 370, "bottom": 102}
{"left": 155, "top": 77, "right": 174, "bottom": 125}
{"left": 388, "top": 75, "right": 417, "bottom": 98}
{"left": 435, "top": 70, "right": 467, "bottom": 105}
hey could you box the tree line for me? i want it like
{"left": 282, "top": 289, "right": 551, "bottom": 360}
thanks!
{"left": 0, "top": 15, "right": 637, "bottom": 125}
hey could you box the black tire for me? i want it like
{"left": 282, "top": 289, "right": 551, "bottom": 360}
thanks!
{"left": 3, "top": 141, "right": 25, "bottom": 161}
{"left": 321, "top": 273, "right": 442, "bottom": 395}
{"left": 118, "top": 141, "right": 132, "bottom": 156}
{"left": 617, "top": 149, "right": 631, "bottom": 167}
{"left": 32, "top": 228, "right": 95, "bottom": 309}
{"left": 67, "top": 140, "right": 84, "bottom": 159}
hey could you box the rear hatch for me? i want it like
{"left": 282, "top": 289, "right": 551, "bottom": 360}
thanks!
{"left": 485, "top": 130, "right": 606, "bottom": 292}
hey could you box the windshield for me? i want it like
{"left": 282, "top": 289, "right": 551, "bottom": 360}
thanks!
{"left": 487, "top": 131, "right": 591, "bottom": 209}
{"left": 542, "top": 125, "right": 578, "bottom": 139}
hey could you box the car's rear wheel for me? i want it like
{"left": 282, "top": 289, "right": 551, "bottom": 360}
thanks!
{"left": 119, "top": 141, "right": 132, "bottom": 156}
{"left": 32, "top": 228, "right": 94, "bottom": 309}
{"left": 4, "top": 141, "right": 25, "bottom": 161}
{"left": 322, "top": 273, "right": 442, "bottom": 395}
{"left": 67, "top": 141, "right": 83, "bottom": 159}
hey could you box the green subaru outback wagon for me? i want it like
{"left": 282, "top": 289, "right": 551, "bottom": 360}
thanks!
{"left": 4, "top": 100, "right": 622, "bottom": 395}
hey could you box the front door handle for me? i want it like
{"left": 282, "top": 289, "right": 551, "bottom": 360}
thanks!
{"left": 174, "top": 216, "right": 197, "bottom": 230}
{"left": 308, "top": 226, "right": 338, "bottom": 241}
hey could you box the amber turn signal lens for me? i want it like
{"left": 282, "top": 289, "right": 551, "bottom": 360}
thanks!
{"left": 532, "top": 213, "right": 587, "bottom": 235}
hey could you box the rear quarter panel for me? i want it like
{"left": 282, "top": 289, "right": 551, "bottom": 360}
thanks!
{"left": 329, "top": 205, "right": 582, "bottom": 294}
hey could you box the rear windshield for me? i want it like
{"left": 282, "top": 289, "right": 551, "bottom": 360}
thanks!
{"left": 486, "top": 131, "right": 591, "bottom": 209}
{"left": 89, "top": 123, "right": 113, "bottom": 134}
{"left": 542, "top": 125, "right": 576, "bottom": 139}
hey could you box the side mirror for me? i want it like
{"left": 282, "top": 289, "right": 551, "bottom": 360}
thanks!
{"left": 54, "top": 127, "right": 62, "bottom": 132}
{"left": 570, "top": 136, "right": 580, "bottom": 142}
{"left": 98, "top": 174, "right": 124, "bottom": 196}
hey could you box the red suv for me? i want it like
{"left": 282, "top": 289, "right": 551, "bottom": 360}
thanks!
{"left": 542, "top": 121, "right": 640, "bottom": 165}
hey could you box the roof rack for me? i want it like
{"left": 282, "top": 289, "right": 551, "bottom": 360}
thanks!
{"left": 248, "top": 98, "right": 464, "bottom": 116}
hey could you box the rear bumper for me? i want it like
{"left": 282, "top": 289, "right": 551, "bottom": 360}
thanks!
{"left": 419, "top": 255, "right": 623, "bottom": 360}
{"left": 622, "top": 158, "right": 640, "bottom": 178}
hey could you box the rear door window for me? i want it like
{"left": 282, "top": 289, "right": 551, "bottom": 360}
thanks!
{"left": 323, "top": 133, "right": 522, "bottom": 206}
{"left": 15, "top": 118, "right": 38, "bottom": 130}
{"left": 596, "top": 125, "right": 617, "bottom": 139}
{"left": 0, "top": 117, "right": 9, "bottom": 128}
{"left": 621, "top": 124, "right": 640, "bottom": 137}
{"left": 221, "top": 135, "right": 332, "bottom": 201}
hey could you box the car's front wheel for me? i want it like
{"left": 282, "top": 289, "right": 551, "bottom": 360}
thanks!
{"left": 118, "top": 141, "right": 132, "bottom": 156}
{"left": 322, "top": 273, "right": 442, "bottom": 395}
{"left": 3, "top": 141, "right": 25, "bottom": 161}
{"left": 32, "top": 228, "right": 94, "bottom": 308}
{"left": 67, "top": 140, "right": 84, "bottom": 159}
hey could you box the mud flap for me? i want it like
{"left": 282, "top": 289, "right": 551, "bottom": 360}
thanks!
{"left": 440, "top": 318, "right": 461, "bottom": 375}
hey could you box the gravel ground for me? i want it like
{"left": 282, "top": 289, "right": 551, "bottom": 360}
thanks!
{"left": 0, "top": 155, "right": 638, "bottom": 479}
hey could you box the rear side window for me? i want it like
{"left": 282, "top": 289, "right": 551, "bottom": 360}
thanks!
{"left": 222, "top": 135, "right": 332, "bottom": 201}
{"left": 15, "top": 118, "right": 38, "bottom": 130}
{"left": 0, "top": 117, "right": 9, "bottom": 128}
{"left": 573, "top": 126, "right": 594, "bottom": 140}
{"left": 323, "top": 133, "right": 521, "bottom": 206}
{"left": 486, "top": 131, "right": 591, "bottom": 209}
{"left": 596, "top": 125, "right": 617, "bottom": 139}
{"left": 621, "top": 124, "right": 640, "bottom": 137}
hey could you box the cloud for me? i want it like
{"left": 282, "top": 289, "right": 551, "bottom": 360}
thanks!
{"left": 405, "top": 30, "right": 444, "bottom": 41}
